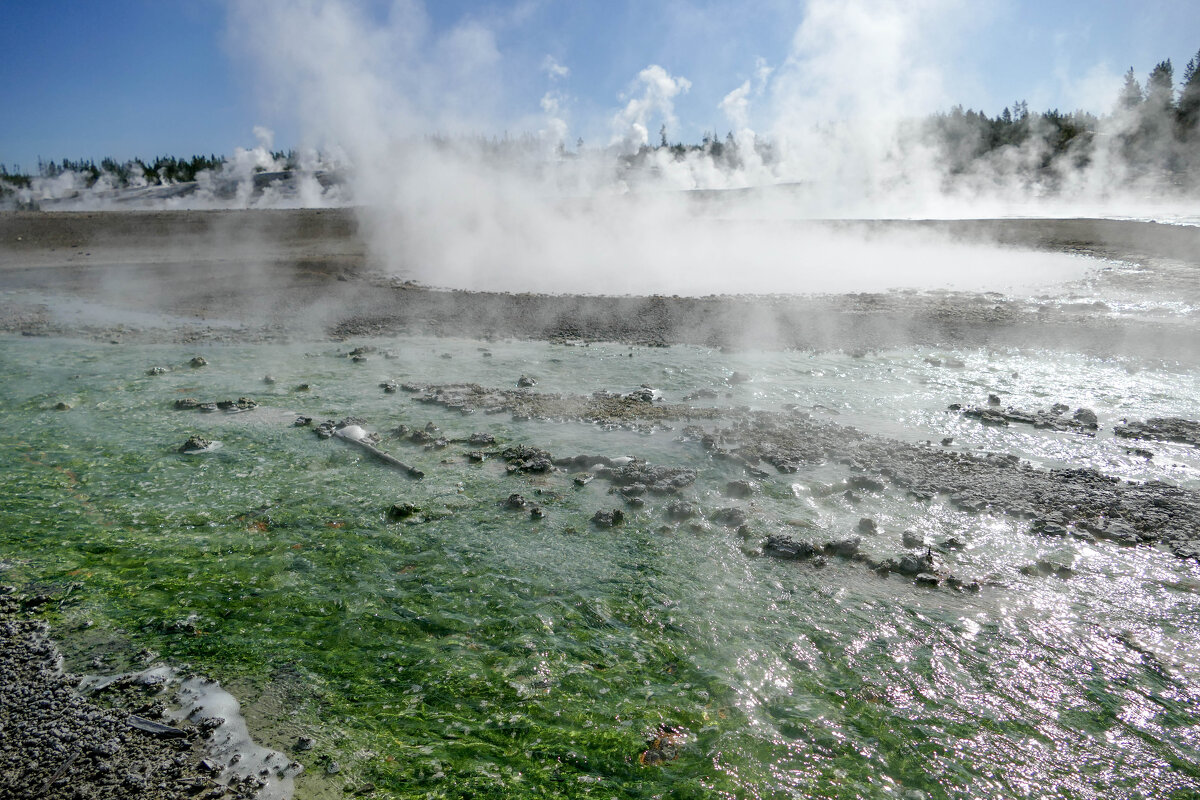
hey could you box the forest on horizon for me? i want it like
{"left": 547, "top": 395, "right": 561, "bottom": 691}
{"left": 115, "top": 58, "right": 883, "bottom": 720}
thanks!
{"left": 4, "top": 49, "right": 1200, "bottom": 201}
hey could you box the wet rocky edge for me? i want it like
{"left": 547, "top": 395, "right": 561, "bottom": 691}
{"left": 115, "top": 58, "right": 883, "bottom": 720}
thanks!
{"left": 310, "top": 381, "right": 1200, "bottom": 588}
{"left": 403, "top": 382, "right": 722, "bottom": 432}
{"left": 0, "top": 276, "right": 1196, "bottom": 367}
{"left": 759, "top": 534, "right": 978, "bottom": 590}
{"left": 488, "top": 439, "right": 1007, "bottom": 589}
{"left": 693, "top": 408, "right": 1200, "bottom": 561}
{"left": 1114, "top": 417, "right": 1200, "bottom": 448}
{"left": 0, "top": 252, "right": 1197, "bottom": 368}
{"left": 320, "top": 286, "right": 1200, "bottom": 363}
{"left": 0, "top": 588, "right": 281, "bottom": 800}
{"left": 952, "top": 397, "right": 1100, "bottom": 435}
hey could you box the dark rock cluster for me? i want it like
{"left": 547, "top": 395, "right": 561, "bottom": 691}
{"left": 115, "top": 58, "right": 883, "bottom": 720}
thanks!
{"left": 699, "top": 408, "right": 1200, "bottom": 560}
{"left": 1114, "top": 417, "right": 1200, "bottom": 448}
{"left": 177, "top": 436, "right": 212, "bottom": 454}
{"left": 592, "top": 461, "right": 697, "bottom": 495}
{"left": 956, "top": 402, "right": 1100, "bottom": 434}
{"left": 173, "top": 398, "right": 257, "bottom": 414}
{"left": 501, "top": 445, "right": 555, "bottom": 473}
{"left": 762, "top": 534, "right": 979, "bottom": 590}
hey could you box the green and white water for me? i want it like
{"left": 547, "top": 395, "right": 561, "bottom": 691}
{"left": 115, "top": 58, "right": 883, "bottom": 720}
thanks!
{"left": 1, "top": 334, "right": 1198, "bottom": 799}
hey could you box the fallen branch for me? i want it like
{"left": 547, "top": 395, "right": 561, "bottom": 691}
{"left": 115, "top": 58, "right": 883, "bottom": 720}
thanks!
{"left": 336, "top": 430, "right": 425, "bottom": 479}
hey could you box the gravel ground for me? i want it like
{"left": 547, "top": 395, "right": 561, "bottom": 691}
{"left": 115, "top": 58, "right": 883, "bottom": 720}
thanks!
{"left": 0, "top": 588, "right": 266, "bottom": 800}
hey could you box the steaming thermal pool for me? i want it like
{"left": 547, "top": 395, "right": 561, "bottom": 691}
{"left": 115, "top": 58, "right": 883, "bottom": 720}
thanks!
{"left": 2, "top": 335, "right": 1199, "bottom": 798}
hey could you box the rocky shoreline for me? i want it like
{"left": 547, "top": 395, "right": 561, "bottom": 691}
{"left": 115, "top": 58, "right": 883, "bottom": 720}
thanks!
{"left": 398, "top": 381, "right": 1200, "bottom": 565}
{"left": 0, "top": 587, "right": 282, "bottom": 800}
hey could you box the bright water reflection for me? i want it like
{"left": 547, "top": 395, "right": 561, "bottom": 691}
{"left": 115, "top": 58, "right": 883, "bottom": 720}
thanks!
{"left": 0, "top": 335, "right": 1198, "bottom": 798}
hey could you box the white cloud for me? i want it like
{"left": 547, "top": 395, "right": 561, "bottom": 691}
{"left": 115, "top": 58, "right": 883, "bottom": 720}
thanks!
{"left": 541, "top": 55, "right": 570, "bottom": 80}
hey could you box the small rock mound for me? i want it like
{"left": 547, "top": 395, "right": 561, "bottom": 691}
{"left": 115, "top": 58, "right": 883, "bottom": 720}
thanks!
{"left": 591, "top": 509, "right": 625, "bottom": 527}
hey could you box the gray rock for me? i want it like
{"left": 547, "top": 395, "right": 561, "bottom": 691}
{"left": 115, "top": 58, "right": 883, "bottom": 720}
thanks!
{"left": 591, "top": 509, "right": 625, "bottom": 527}
{"left": 387, "top": 503, "right": 421, "bottom": 520}
{"left": 664, "top": 500, "right": 697, "bottom": 521}
{"left": 825, "top": 537, "right": 861, "bottom": 558}
{"left": 1114, "top": 417, "right": 1200, "bottom": 448}
{"left": 763, "top": 535, "right": 818, "bottom": 560}
{"left": 725, "top": 480, "right": 756, "bottom": 498}
{"left": 1031, "top": 518, "right": 1069, "bottom": 537}
{"left": 709, "top": 507, "right": 748, "bottom": 528}
{"left": 178, "top": 436, "right": 212, "bottom": 453}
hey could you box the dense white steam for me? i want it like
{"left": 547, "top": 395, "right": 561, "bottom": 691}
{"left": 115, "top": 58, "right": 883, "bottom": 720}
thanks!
{"left": 13, "top": 124, "right": 346, "bottom": 210}
{"left": 611, "top": 65, "right": 693, "bottom": 151}
{"left": 12, "top": 0, "right": 1200, "bottom": 293}
{"left": 217, "top": 0, "right": 1147, "bottom": 294}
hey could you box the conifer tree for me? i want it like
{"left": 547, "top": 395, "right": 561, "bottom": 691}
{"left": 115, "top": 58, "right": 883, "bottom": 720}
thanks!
{"left": 1179, "top": 49, "right": 1200, "bottom": 135}
{"left": 1117, "top": 68, "right": 1144, "bottom": 111}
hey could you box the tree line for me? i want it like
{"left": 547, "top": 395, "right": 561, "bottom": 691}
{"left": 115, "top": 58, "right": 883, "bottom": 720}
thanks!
{"left": 919, "top": 50, "right": 1200, "bottom": 184}
{"left": 5, "top": 47, "right": 1200, "bottom": 197}
{"left": 0, "top": 151, "right": 298, "bottom": 195}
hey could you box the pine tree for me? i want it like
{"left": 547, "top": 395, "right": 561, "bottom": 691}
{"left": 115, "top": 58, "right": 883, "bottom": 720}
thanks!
{"left": 1118, "top": 68, "right": 1143, "bottom": 111}
{"left": 1146, "top": 59, "right": 1175, "bottom": 113}
{"left": 1139, "top": 59, "right": 1176, "bottom": 152}
{"left": 1179, "top": 49, "right": 1200, "bottom": 135}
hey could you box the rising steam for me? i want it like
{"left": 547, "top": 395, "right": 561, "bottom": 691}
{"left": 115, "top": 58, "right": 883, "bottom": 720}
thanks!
{"left": 14, "top": 0, "right": 1200, "bottom": 295}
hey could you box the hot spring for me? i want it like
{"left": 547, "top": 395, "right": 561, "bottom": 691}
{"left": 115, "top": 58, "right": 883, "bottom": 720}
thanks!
{"left": 1, "top": 326, "right": 1198, "bottom": 798}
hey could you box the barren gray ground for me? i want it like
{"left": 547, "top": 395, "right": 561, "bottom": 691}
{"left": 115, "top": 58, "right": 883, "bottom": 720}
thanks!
{"left": 1, "top": 210, "right": 1199, "bottom": 363}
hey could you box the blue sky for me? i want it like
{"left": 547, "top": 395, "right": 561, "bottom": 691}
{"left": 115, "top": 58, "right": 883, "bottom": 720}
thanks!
{"left": 3, "top": 0, "right": 1200, "bottom": 171}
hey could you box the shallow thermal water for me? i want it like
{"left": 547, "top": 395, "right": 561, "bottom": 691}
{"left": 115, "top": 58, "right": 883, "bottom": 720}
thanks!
{"left": 1, "top": 335, "right": 1199, "bottom": 799}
